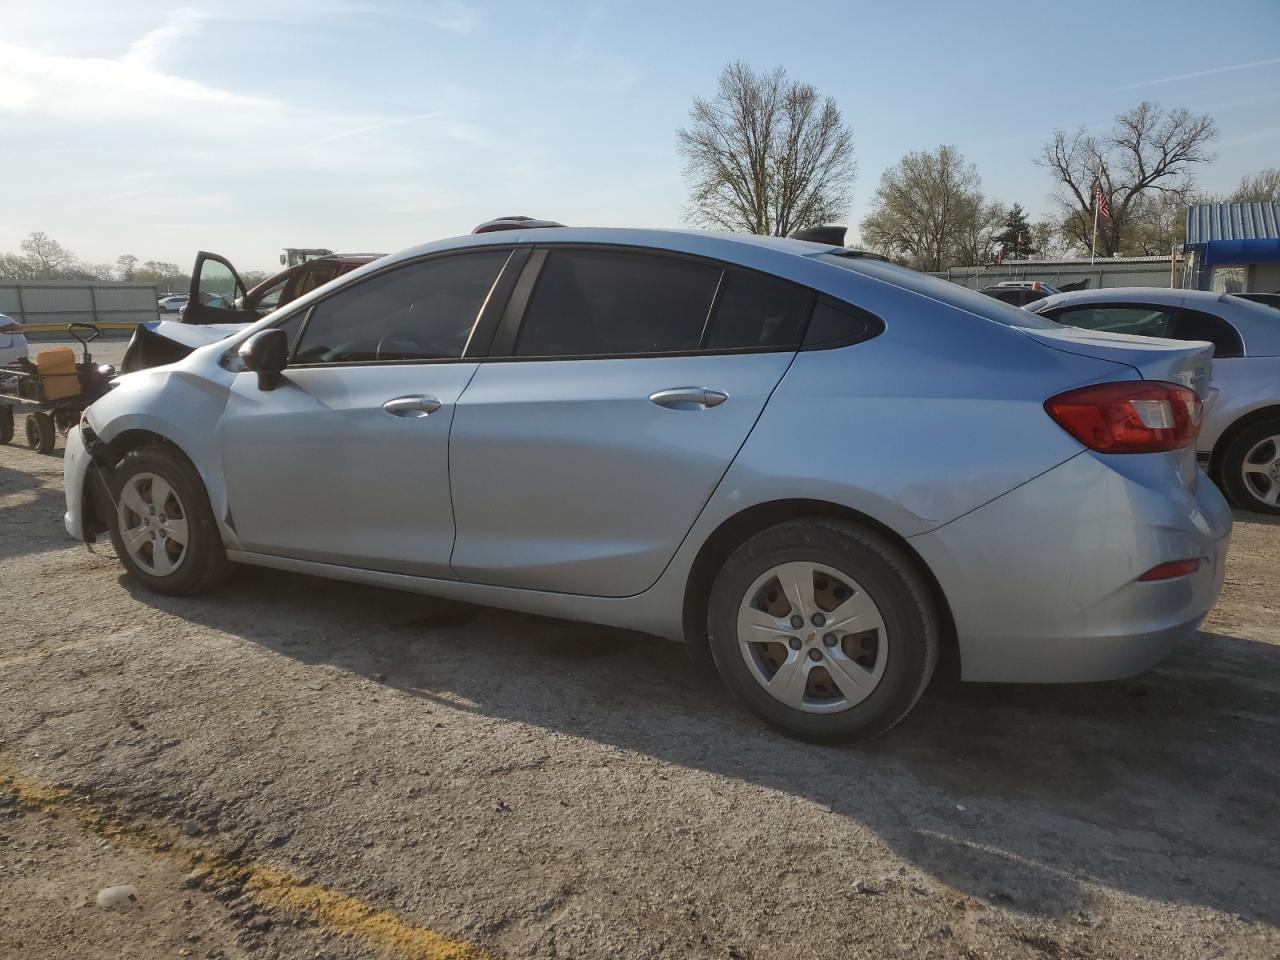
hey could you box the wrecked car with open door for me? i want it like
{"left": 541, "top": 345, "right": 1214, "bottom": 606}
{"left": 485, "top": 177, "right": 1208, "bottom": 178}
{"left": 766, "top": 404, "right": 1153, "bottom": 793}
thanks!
{"left": 121, "top": 250, "right": 383, "bottom": 373}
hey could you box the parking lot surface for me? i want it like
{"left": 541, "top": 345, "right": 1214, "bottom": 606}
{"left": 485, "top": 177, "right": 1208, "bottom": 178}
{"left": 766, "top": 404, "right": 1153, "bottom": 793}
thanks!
{"left": 1, "top": 438, "right": 1277, "bottom": 959}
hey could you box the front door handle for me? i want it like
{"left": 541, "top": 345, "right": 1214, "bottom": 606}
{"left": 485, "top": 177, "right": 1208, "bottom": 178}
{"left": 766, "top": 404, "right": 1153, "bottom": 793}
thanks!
{"left": 382, "top": 395, "right": 442, "bottom": 418}
{"left": 648, "top": 387, "right": 729, "bottom": 411}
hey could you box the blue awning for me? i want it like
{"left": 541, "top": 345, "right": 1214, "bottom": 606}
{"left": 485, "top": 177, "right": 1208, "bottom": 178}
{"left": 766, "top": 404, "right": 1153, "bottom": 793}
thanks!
{"left": 1185, "top": 202, "right": 1280, "bottom": 265}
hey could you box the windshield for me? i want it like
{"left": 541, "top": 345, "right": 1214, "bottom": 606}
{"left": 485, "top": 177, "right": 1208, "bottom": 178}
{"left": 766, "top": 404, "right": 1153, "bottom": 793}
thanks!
{"left": 817, "top": 254, "right": 1061, "bottom": 329}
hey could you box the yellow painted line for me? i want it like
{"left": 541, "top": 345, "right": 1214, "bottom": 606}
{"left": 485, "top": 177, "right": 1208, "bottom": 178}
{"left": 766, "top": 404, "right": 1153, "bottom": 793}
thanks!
{"left": 0, "top": 760, "right": 491, "bottom": 960}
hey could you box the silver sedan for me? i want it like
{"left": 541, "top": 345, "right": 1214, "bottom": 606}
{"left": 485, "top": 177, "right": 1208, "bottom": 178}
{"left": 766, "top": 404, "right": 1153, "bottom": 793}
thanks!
{"left": 63, "top": 227, "right": 1231, "bottom": 740}
{"left": 1032, "top": 288, "right": 1280, "bottom": 514}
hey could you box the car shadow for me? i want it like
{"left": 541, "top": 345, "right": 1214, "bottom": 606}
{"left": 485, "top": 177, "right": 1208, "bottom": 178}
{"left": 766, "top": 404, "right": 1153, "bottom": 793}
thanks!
{"left": 124, "top": 566, "right": 1280, "bottom": 926}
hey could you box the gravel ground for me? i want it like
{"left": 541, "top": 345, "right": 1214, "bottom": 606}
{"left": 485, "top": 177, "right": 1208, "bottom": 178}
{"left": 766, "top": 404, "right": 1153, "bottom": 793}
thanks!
{"left": 0, "top": 436, "right": 1277, "bottom": 960}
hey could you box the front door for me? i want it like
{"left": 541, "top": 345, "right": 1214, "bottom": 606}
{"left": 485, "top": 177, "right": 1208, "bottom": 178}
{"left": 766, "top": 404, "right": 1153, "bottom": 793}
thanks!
{"left": 449, "top": 246, "right": 811, "bottom": 597}
{"left": 218, "top": 247, "right": 515, "bottom": 576}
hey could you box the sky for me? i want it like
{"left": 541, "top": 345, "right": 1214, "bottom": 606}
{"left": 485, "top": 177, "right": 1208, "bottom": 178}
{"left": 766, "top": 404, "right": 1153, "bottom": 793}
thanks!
{"left": 2, "top": 0, "right": 1278, "bottom": 273}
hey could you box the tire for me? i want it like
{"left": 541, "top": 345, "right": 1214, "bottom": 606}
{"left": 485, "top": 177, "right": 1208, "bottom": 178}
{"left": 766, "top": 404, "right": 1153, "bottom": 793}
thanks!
{"left": 0, "top": 407, "right": 12, "bottom": 444}
{"left": 706, "top": 519, "right": 939, "bottom": 742}
{"left": 105, "top": 444, "right": 230, "bottom": 595}
{"left": 1220, "top": 418, "right": 1280, "bottom": 515}
{"left": 25, "top": 412, "right": 55, "bottom": 454}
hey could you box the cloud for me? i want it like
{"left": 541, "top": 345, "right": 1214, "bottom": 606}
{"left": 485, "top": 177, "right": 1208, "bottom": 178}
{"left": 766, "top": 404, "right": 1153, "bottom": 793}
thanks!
{"left": 1126, "top": 57, "right": 1280, "bottom": 89}
{"left": 122, "top": 7, "right": 206, "bottom": 69}
{"left": 306, "top": 113, "right": 444, "bottom": 146}
{"left": 0, "top": 16, "right": 280, "bottom": 124}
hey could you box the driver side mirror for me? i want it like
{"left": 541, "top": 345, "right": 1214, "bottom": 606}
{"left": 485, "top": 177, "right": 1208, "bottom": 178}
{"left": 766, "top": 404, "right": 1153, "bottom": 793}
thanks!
{"left": 239, "top": 329, "right": 288, "bottom": 391}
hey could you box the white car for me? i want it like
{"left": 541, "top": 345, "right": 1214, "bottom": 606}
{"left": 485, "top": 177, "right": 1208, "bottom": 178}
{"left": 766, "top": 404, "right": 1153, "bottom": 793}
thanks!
{"left": 158, "top": 295, "right": 189, "bottom": 313}
{"left": 0, "top": 313, "right": 27, "bottom": 366}
{"left": 1032, "top": 288, "right": 1280, "bottom": 514}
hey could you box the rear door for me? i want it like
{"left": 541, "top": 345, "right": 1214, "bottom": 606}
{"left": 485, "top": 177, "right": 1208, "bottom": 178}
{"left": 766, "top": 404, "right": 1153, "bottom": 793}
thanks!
{"left": 448, "top": 246, "right": 812, "bottom": 597}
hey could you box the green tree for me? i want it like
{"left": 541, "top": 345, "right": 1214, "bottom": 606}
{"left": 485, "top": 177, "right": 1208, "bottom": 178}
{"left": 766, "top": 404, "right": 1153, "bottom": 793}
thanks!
{"left": 677, "top": 62, "right": 856, "bottom": 235}
{"left": 859, "top": 145, "right": 989, "bottom": 270}
{"left": 993, "top": 203, "right": 1038, "bottom": 260}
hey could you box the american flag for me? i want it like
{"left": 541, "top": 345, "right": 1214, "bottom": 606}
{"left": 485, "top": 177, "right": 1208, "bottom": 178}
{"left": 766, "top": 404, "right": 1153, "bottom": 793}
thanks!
{"left": 1094, "top": 184, "right": 1111, "bottom": 219}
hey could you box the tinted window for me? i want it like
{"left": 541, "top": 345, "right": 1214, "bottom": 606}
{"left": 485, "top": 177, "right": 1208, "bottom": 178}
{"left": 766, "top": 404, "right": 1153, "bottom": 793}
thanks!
{"left": 803, "top": 300, "right": 882, "bottom": 348}
{"left": 293, "top": 251, "right": 509, "bottom": 364}
{"left": 1175, "top": 309, "right": 1244, "bottom": 358}
{"left": 1049, "top": 305, "right": 1176, "bottom": 338}
{"left": 514, "top": 249, "right": 720, "bottom": 357}
{"left": 703, "top": 270, "right": 812, "bottom": 350}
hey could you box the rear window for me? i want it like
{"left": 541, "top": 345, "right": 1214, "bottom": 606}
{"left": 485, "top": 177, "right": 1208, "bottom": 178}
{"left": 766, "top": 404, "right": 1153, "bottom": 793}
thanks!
{"left": 514, "top": 249, "right": 720, "bottom": 357}
{"left": 703, "top": 270, "right": 813, "bottom": 350}
{"left": 817, "top": 254, "right": 1061, "bottom": 329}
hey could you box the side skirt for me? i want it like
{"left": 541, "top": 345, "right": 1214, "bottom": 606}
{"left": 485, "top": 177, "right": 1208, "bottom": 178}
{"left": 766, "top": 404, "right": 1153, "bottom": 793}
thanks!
{"left": 225, "top": 549, "right": 682, "bottom": 641}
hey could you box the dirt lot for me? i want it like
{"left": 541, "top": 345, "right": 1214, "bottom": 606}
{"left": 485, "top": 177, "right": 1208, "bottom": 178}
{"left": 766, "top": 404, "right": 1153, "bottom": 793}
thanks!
{"left": 1, "top": 432, "right": 1277, "bottom": 960}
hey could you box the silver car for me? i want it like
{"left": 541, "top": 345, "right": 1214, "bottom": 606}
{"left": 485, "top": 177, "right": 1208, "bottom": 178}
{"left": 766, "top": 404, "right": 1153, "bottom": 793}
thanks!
{"left": 1031, "top": 288, "right": 1280, "bottom": 514}
{"left": 62, "top": 228, "right": 1231, "bottom": 740}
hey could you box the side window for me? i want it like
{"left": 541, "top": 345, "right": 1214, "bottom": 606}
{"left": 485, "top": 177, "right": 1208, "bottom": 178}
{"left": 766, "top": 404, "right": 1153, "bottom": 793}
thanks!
{"left": 273, "top": 309, "right": 309, "bottom": 352}
{"left": 253, "top": 278, "right": 289, "bottom": 316}
{"left": 292, "top": 250, "right": 509, "bottom": 364}
{"left": 802, "top": 299, "right": 883, "bottom": 348}
{"left": 196, "top": 258, "right": 242, "bottom": 311}
{"left": 514, "top": 249, "right": 720, "bottom": 357}
{"left": 1175, "top": 309, "right": 1244, "bottom": 358}
{"left": 703, "top": 270, "right": 813, "bottom": 350}
{"left": 1048, "top": 305, "right": 1176, "bottom": 338}
{"left": 296, "top": 261, "right": 343, "bottom": 298}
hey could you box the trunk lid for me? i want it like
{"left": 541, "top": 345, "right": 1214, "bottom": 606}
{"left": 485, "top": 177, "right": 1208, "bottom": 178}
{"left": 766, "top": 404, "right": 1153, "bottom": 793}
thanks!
{"left": 1019, "top": 326, "right": 1214, "bottom": 398}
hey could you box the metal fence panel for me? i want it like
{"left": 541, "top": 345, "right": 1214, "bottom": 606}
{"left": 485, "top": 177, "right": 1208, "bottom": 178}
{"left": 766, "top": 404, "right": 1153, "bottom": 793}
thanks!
{"left": 0, "top": 281, "right": 160, "bottom": 330}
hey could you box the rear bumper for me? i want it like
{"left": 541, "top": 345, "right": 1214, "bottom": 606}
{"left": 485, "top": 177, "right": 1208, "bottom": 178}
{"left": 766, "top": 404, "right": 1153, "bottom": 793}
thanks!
{"left": 910, "top": 451, "right": 1232, "bottom": 683}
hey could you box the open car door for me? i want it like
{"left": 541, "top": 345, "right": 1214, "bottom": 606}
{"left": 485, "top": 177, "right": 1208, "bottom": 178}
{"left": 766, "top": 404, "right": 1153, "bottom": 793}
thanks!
{"left": 184, "top": 252, "right": 260, "bottom": 325}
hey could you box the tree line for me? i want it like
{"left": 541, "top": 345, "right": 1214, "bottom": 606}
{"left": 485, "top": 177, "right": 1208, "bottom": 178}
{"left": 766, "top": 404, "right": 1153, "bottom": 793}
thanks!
{"left": 679, "top": 62, "right": 1279, "bottom": 270}
{"left": 0, "top": 233, "right": 192, "bottom": 292}
{"left": 0, "top": 236, "right": 273, "bottom": 292}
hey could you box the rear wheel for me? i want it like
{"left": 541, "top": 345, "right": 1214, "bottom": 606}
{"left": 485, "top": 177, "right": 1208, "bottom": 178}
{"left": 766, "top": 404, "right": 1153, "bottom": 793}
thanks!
{"left": 706, "top": 519, "right": 939, "bottom": 742}
{"left": 25, "top": 412, "right": 55, "bottom": 453}
{"left": 106, "top": 444, "right": 230, "bottom": 595}
{"left": 1221, "top": 419, "right": 1280, "bottom": 515}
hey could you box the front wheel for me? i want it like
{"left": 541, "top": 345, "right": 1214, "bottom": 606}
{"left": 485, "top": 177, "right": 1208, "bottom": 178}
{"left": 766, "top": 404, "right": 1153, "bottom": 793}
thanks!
{"left": 106, "top": 444, "right": 230, "bottom": 595}
{"left": 707, "top": 519, "right": 940, "bottom": 742}
{"left": 1220, "top": 419, "right": 1280, "bottom": 515}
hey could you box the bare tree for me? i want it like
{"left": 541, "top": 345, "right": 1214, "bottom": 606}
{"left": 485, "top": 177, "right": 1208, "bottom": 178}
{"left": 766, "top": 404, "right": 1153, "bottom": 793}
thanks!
{"left": 859, "top": 145, "right": 989, "bottom": 270}
{"left": 19, "top": 232, "right": 73, "bottom": 276}
{"left": 1230, "top": 168, "right": 1280, "bottom": 204}
{"left": 116, "top": 254, "right": 139, "bottom": 281}
{"left": 1039, "top": 102, "right": 1216, "bottom": 256}
{"left": 677, "top": 62, "right": 855, "bottom": 236}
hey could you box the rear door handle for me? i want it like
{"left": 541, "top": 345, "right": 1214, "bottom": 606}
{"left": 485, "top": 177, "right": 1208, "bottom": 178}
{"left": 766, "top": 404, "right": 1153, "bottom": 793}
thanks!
{"left": 382, "top": 395, "right": 442, "bottom": 418}
{"left": 648, "top": 387, "right": 729, "bottom": 411}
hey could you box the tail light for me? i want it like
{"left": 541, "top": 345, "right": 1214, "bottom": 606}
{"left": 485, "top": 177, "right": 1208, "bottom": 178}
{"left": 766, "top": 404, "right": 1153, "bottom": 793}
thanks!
{"left": 0, "top": 319, "right": 22, "bottom": 334}
{"left": 1044, "top": 381, "right": 1203, "bottom": 453}
{"left": 1138, "top": 559, "right": 1203, "bottom": 581}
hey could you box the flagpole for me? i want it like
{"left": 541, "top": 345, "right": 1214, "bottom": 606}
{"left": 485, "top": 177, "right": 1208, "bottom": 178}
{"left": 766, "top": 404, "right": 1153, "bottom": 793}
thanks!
{"left": 1090, "top": 189, "right": 1100, "bottom": 267}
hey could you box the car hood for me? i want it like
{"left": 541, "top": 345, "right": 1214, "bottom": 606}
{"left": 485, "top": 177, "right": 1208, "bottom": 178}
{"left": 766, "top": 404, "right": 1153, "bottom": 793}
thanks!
{"left": 1019, "top": 325, "right": 1215, "bottom": 397}
{"left": 141, "top": 319, "right": 248, "bottom": 348}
